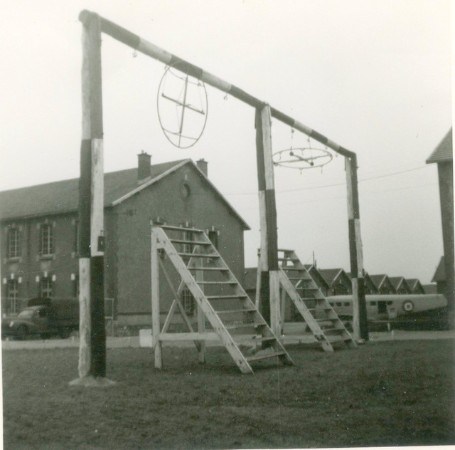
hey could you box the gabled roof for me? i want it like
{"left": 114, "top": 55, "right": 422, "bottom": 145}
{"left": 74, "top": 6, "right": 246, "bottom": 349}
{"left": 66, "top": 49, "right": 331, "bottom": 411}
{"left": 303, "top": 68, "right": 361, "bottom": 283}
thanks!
{"left": 318, "top": 268, "right": 346, "bottom": 286}
{"left": 307, "top": 266, "right": 330, "bottom": 289}
{"left": 389, "top": 277, "right": 410, "bottom": 291}
{"left": 369, "top": 274, "right": 390, "bottom": 289}
{"left": 426, "top": 129, "right": 453, "bottom": 164}
{"left": 406, "top": 278, "right": 423, "bottom": 292}
{"left": 363, "top": 273, "right": 379, "bottom": 290}
{"left": 0, "top": 159, "right": 250, "bottom": 229}
{"left": 432, "top": 256, "right": 445, "bottom": 282}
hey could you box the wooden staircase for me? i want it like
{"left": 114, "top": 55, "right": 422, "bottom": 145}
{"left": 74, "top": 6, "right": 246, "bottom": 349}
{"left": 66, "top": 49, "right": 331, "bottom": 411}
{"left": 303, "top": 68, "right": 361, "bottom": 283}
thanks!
{"left": 151, "top": 225, "right": 294, "bottom": 374}
{"left": 278, "top": 249, "right": 356, "bottom": 352}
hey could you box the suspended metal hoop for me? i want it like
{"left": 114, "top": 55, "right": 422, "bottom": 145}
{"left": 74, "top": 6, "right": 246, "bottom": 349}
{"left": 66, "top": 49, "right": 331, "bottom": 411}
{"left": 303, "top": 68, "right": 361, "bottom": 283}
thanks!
{"left": 157, "top": 66, "right": 208, "bottom": 149}
{"left": 272, "top": 147, "right": 333, "bottom": 170}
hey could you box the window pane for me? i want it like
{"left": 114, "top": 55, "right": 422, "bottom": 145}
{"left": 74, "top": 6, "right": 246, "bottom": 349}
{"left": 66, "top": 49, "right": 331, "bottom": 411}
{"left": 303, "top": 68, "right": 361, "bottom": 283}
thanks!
{"left": 40, "top": 278, "right": 53, "bottom": 298}
{"left": 40, "top": 224, "right": 54, "bottom": 255}
{"left": 7, "top": 280, "right": 19, "bottom": 314}
{"left": 7, "top": 228, "right": 20, "bottom": 258}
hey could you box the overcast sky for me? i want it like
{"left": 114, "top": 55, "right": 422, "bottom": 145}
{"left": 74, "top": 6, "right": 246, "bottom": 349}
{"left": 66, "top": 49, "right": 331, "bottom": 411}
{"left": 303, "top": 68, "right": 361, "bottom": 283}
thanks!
{"left": 0, "top": 0, "right": 452, "bottom": 283}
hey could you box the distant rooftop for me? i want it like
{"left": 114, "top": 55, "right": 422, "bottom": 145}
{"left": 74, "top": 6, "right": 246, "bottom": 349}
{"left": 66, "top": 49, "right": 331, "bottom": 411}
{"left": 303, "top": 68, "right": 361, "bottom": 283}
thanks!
{"left": 426, "top": 129, "right": 453, "bottom": 164}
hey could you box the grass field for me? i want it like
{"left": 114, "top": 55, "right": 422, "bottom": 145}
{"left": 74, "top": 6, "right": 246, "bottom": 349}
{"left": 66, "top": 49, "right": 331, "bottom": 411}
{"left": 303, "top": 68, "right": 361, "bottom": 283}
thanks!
{"left": 3, "top": 339, "right": 455, "bottom": 449}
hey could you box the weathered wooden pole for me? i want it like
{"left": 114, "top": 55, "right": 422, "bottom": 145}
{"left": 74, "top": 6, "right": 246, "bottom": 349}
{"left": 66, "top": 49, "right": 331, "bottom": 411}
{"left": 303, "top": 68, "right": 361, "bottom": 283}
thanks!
{"left": 346, "top": 155, "right": 369, "bottom": 341}
{"left": 77, "top": 12, "right": 107, "bottom": 379}
{"left": 255, "top": 105, "right": 281, "bottom": 336}
{"left": 151, "top": 228, "right": 162, "bottom": 369}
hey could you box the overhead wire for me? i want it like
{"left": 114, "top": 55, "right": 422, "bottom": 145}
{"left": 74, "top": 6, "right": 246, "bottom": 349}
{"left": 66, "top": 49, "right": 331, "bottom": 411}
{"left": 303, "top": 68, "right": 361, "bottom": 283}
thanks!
{"left": 225, "top": 165, "right": 430, "bottom": 196}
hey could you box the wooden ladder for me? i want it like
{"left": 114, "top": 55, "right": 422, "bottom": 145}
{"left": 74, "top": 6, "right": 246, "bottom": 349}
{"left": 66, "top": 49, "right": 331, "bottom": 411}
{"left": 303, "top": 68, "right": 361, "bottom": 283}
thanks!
{"left": 278, "top": 249, "right": 356, "bottom": 352}
{"left": 151, "top": 225, "right": 294, "bottom": 374}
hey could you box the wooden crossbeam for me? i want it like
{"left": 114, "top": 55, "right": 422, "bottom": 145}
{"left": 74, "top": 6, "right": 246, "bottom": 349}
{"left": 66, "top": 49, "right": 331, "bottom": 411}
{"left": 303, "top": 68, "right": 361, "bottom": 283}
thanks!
{"left": 79, "top": 10, "right": 354, "bottom": 158}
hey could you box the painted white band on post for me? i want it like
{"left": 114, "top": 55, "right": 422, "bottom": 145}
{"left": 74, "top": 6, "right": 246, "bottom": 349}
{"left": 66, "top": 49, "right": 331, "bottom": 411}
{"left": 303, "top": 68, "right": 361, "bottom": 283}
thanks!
{"left": 90, "top": 139, "right": 104, "bottom": 257}
{"left": 78, "top": 258, "right": 91, "bottom": 378}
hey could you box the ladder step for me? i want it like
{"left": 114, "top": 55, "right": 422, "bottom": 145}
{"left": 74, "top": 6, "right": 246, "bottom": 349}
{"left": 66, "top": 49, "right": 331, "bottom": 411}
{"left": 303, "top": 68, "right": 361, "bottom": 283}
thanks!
{"left": 170, "top": 239, "right": 211, "bottom": 245}
{"left": 206, "top": 295, "right": 248, "bottom": 300}
{"left": 307, "top": 306, "right": 332, "bottom": 312}
{"left": 321, "top": 327, "right": 344, "bottom": 333}
{"left": 179, "top": 253, "right": 219, "bottom": 258}
{"left": 225, "top": 322, "right": 265, "bottom": 330}
{"left": 188, "top": 267, "right": 229, "bottom": 271}
{"left": 246, "top": 351, "right": 285, "bottom": 362}
{"left": 158, "top": 224, "right": 204, "bottom": 233}
{"left": 216, "top": 309, "right": 256, "bottom": 314}
{"left": 315, "top": 317, "right": 338, "bottom": 322}
{"left": 197, "top": 281, "right": 236, "bottom": 285}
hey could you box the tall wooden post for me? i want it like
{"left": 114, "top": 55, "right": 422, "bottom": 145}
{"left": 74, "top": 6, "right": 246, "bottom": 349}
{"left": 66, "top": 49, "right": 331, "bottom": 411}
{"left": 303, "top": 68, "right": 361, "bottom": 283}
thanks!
{"left": 78, "top": 13, "right": 107, "bottom": 378}
{"left": 255, "top": 105, "right": 281, "bottom": 336}
{"left": 346, "top": 155, "right": 368, "bottom": 341}
{"left": 151, "top": 229, "right": 162, "bottom": 369}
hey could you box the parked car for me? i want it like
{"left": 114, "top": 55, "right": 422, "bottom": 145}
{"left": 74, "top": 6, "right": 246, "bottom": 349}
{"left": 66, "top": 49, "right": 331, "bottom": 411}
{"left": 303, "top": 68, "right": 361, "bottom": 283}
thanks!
{"left": 2, "top": 297, "right": 79, "bottom": 339}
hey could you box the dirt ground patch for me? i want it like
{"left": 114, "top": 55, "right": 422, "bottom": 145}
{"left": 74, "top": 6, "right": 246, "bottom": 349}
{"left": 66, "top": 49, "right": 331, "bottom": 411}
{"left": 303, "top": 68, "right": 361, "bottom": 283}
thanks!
{"left": 3, "top": 340, "right": 455, "bottom": 449}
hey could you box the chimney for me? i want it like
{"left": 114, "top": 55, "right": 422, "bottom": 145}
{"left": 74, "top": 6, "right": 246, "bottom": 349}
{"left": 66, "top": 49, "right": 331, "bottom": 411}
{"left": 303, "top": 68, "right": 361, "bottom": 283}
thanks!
{"left": 196, "top": 159, "right": 208, "bottom": 177}
{"left": 137, "top": 151, "right": 151, "bottom": 182}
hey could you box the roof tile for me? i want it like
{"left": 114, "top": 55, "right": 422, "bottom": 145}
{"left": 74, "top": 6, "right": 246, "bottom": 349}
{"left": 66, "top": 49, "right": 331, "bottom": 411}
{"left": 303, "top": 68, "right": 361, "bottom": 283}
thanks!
{"left": 0, "top": 160, "right": 183, "bottom": 221}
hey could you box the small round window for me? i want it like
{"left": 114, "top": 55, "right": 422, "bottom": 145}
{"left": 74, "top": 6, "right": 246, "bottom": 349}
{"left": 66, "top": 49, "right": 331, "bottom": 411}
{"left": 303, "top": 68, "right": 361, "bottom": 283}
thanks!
{"left": 180, "top": 183, "right": 191, "bottom": 199}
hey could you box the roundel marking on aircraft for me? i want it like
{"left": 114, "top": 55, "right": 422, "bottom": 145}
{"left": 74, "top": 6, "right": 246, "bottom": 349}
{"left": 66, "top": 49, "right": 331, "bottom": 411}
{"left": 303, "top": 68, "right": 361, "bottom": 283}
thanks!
{"left": 402, "top": 300, "right": 414, "bottom": 312}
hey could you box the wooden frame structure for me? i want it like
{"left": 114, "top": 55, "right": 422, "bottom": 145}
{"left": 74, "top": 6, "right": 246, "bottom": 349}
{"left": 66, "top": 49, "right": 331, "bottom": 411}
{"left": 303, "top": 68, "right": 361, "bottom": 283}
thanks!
{"left": 150, "top": 225, "right": 293, "bottom": 373}
{"left": 78, "top": 10, "right": 368, "bottom": 378}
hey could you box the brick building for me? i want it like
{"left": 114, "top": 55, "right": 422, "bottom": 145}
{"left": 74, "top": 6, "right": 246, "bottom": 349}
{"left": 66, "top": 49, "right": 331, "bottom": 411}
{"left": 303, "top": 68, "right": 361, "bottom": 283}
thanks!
{"left": 0, "top": 154, "right": 249, "bottom": 325}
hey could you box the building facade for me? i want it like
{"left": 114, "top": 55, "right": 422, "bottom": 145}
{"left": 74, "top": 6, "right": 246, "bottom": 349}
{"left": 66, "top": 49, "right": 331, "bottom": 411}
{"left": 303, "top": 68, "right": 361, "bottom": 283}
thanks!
{"left": 1, "top": 155, "right": 249, "bottom": 325}
{"left": 426, "top": 129, "right": 454, "bottom": 310}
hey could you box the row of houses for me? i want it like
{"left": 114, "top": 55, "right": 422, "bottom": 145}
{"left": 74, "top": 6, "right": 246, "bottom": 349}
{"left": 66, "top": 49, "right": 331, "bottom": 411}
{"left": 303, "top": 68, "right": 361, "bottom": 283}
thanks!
{"left": 244, "top": 266, "right": 439, "bottom": 300}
